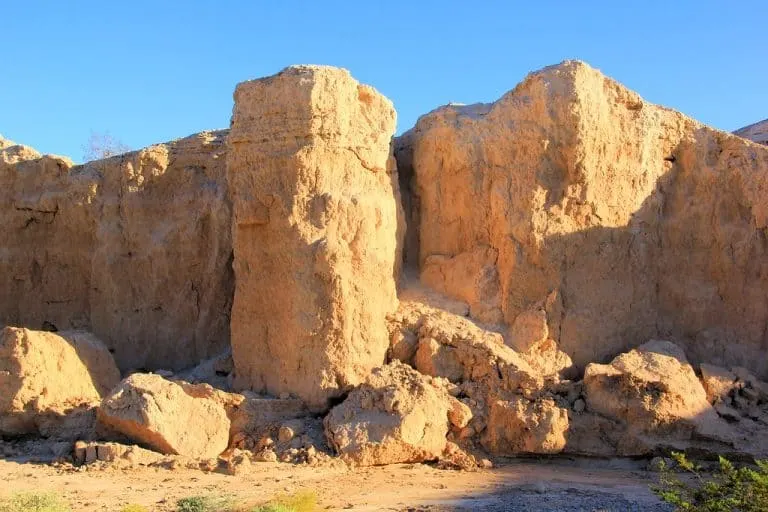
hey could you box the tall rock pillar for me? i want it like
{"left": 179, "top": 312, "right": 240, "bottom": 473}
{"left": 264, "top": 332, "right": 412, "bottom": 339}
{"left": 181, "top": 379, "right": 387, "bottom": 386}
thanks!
{"left": 227, "top": 66, "right": 400, "bottom": 411}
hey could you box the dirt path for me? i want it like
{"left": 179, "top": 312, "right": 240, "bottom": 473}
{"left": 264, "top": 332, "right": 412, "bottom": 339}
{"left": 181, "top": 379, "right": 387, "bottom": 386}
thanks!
{"left": 0, "top": 456, "right": 671, "bottom": 511}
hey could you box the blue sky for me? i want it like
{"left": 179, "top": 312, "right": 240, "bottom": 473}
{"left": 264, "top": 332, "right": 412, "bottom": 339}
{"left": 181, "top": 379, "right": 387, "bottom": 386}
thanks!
{"left": 1, "top": 1, "right": 765, "bottom": 162}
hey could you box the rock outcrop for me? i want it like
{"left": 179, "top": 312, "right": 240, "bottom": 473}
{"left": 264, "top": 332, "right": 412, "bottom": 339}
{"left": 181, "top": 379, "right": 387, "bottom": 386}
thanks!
{"left": 0, "top": 132, "right": 233, "bottom": 372}
{"left": 98, "top": 373, "right": 230, "bottom": 458}
{"left": 734, "top": 118, "right": 768, "bottom": 145}
{"left": 324, "top": 361, "right": 468, "bottom": 465}
{"left": 398, "top": 60, "right": 768, "bottom": 379}
{"left": 227, "top": 65, "right": 401, "bottom": 411}
{"left": 0, "top": 327, "right": 120, "bottom": 439}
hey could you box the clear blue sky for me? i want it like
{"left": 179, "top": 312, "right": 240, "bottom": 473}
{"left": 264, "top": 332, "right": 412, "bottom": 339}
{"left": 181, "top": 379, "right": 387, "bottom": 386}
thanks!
{"left": 2, "top": 1, "right": 765, "bottom": 162}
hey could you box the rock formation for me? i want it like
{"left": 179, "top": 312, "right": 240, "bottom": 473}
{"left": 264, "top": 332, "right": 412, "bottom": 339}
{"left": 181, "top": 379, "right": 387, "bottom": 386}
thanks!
{"left": 0, "top": 132, "right": 233, "bottom": 372}
{"left": 3, "top": 61, "right": 768, "bottom": 466}
{"left": 0, "top": 327, "right": 120, "bottom": 439}
{"left": 398, "top": 60, "right": 768, "bottom": 379}
{"left": 227, "top": 65, "right": 401, "bottom": 411}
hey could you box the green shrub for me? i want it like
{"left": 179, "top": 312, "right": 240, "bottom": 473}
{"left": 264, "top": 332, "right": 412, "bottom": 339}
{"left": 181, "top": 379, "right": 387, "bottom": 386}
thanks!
{"left": 176, "top": 495, "right": 232, "bottom": 512}
{"left": 0, "top": 492, "right": 70, "bottom": 512}
{"left": 653, "top": 452, "right": 768, "bottom": 511}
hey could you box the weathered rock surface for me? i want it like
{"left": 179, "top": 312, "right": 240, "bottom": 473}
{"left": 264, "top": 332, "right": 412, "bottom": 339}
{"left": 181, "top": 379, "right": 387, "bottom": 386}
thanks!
{"left": 0, "top": 327, "right": 119, "bottom": 438}
{"left": 388, "top": 283, "right": 575, "bottom": 455}
{"left": 88, "top": 132, "right": 233, "bottom": 371}
{"left": 97, "top": 373, "right": 230, "bottom": 458}
{"left": 482, "top": 396, "right": 568, "bottom": 455}
{"left": 0, "top": 132, "right": 232, "bottom": 372}
{"left": 583, "top": 340, "right": 729, "bottom": 455}
{"left": 227, "top": 65, "right": 401, "bottom": 411}
{"left": 734, "top": 118, "right": 768, "bottom": 145}
{"left": 324, "top": 362, "right": 468, "bottom": 465}
{"left": 398, "top": 60, "right": 768, "bottom": 378}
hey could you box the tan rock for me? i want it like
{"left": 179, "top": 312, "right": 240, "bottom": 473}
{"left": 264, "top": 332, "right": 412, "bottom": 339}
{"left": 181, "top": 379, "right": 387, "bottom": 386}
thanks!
{"left": 700, "top": 363, "right": 737, "bottom": 403}
{"left": 482, "top": 397, "right": 568, "bottom": 455}
{"left": 227, "top": 65, "right": 401, "bottom": 411}
{"left": 583, "top": 340, "right": 725, "bottom": 454}
{"left": 324, "top": 362, "right": 464, "bottom": 465}
{"left": 400, "top": 60, "right": 768, "bottom": 378}
{"left": 0, "top": 327, "right": 120, "bottom": 438}
{"left": 87, "top": 131, "right": 233, "bottom": 372}
{"left": 0, "top": 132, "right": 233, "bottom": 372}
{"left": 97, "top": 373, "right": 230, "bottom": 458}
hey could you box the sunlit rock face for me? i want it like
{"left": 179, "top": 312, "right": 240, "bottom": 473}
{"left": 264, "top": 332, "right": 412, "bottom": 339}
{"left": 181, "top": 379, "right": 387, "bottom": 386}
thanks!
{"left": 227, "top": 65, "right": 401, "bottom": 411}
{"left": 398, "top": 60, "right": 768, "bottom": 379}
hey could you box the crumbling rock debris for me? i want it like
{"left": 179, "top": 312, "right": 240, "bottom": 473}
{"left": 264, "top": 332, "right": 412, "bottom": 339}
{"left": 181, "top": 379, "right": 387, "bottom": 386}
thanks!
{"left": 324, "top": 361, "right": 470, "bottom": 465}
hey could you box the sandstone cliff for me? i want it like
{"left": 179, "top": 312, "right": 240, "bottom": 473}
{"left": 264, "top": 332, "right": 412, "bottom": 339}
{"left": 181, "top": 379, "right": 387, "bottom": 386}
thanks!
{"left": 398, "top": 60, "right": 768, "bottom": 378}
{"left": 0, "top": 132, "right": 233, "bottom": 371}
{"left": 227, "top": 66, "right": 402, "bottom": 411}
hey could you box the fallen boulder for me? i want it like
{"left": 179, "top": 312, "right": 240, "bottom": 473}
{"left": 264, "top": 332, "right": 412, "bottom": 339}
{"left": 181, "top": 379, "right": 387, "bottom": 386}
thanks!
{"left": 97, "top": 373, "right": 230, "bottom": 459}
{"left": 324, "top": 361, "right": 470, "bottom": 465}
{"left": 0, "top": 327, "right": 120, "bottom": 439}
{"left": 583, "top": 340, "right": 727, "bottom": 455}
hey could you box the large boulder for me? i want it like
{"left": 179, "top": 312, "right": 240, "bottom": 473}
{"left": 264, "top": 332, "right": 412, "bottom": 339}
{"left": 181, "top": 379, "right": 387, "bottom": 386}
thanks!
{"left": 0, "top": 327, "right": 120, "bottom": 438}
{"left": 227, "top": 65, "right": 401, "bottom": 411}
{"left": 583, "top": 340, "right": 727, "bottom": 455}
{"left": 97, "top": 373, "right": 230, "bottom": 458}
{"left": 324, "top": 362, "right": 469, "bottom": 465}
{"left": 399, "top": 60, "right": 768, "bottom": 378}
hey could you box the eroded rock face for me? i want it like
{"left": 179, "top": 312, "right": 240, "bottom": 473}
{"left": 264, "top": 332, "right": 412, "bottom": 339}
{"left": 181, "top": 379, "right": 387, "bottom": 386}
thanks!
{"left": 399, "top": 60, "right": 768, "bottom": 378}
{"left": 324, "top": 362, "right": 468, "bottom": 465}
{"left": 0, "top": 327, "right": 120, "bottom": 439}
{"left": 88, "top": 132, "right": 233, "bottom": 371}
{"left": 98, "top": 373, "right": 230, "bottom": 458}
{"left": 0, "top": 132, "right": 233, "bottom": 372}
{"left": 227, "top": 65, "right": 401, "bottom": 411}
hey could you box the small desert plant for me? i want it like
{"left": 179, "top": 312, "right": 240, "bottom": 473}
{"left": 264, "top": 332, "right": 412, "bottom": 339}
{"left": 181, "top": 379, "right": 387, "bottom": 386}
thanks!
{"left": 176, "top": 495, "right": 233, "bottom": 512}
{"left": 250, "top": 491, "right": 318, "bottom": 512}
{"left": 82, "top": 131, "right": 130, "bottom": 162}
{"left": 0, "top": 492, "right": 71, "bottom": 512}
{"left": 120, "top": 505, "right": 149, "bottom": 512}
{"left": 652, "top": 451, "right": 768, "bottom": 511}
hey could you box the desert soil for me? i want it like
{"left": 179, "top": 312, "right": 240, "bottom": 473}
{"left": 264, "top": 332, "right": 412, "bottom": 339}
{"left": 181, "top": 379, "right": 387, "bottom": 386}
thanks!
{"left": 0, "top": 456, "right": 672, "bottom": 511}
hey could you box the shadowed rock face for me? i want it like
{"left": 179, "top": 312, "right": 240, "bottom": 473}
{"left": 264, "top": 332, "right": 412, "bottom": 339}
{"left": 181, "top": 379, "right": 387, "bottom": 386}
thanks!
{"left": 227, "top": 66, "right": 402, "bottom": 411}
{"left": 397, "top": 60, "right": 768, "bottom": 379}
{"left": 0, "top": 132, "right": 233, "bottom": 372}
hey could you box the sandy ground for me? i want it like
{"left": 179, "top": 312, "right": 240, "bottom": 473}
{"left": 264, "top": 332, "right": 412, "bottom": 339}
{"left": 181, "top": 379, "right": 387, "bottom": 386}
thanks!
{"left": 0, "top": 456, "right": 672, "bottom": 511}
